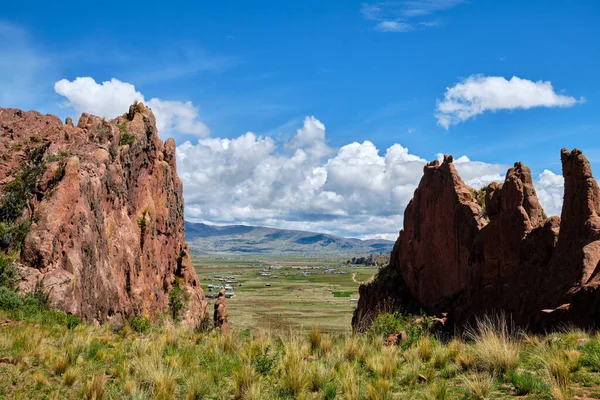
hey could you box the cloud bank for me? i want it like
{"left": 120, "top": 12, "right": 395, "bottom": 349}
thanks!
{"left": 54, "top": 77, "right": 209, "bottom": 137}
{"left": 436, "top": 75, "right": 585, "bottom": 129}
{"left": 176, "top": 118, "right": 564, "bottom": 240}
{"left": 54, "top": 76, "right": 566, "bottom": 239}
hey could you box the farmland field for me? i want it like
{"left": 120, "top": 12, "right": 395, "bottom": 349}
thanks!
{"left": 192, "top": 256, "right": 379, "bottom": 333}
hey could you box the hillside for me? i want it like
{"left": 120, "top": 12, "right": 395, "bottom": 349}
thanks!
{"left": 185, "top": 221, "right": 395, "bottom": 256}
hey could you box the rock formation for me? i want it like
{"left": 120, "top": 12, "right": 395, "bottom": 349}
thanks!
{"left": 214, "top": 289, "right": 229, "bottom": 332}
{"left": 353, "top": 149, "right": 600, "bottom": 332}
{"left": 0, "top": 104, "right": 207, "bottom": 326}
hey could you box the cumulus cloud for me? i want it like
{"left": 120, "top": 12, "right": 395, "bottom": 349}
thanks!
{"left": 177, "top": 116, "right": 562, "bottom": 239}
{"left": 54, "top": 77, "right": 209, "bottom": 137}
{"left": 435, "top": 75, "right": 585, "bottom": 129}
{"left": 536, "top": 169, "right": 564, "bottom": 217}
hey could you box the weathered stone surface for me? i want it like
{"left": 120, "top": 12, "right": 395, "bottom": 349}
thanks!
{"left": 0, "top": 104, "right": 207, "bottom": 326}
{"left": 353, "top": 149, "right": 600, "bottom": 332}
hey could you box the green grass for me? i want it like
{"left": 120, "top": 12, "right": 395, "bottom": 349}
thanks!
{"left": 332, "top": 291, "right": 353, "bottom": 298}
{"left": 192, "top": 256, "right": 376, "bottom": 332}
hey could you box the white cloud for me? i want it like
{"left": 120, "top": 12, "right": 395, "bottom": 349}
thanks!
{"left": 177, "top": 117, "right": 537, "bottom": 239}
{"left": 435, "top": 75, "right": 585, "bottom": 129}
{"left": 361, "top": 0, "right": 464, "bottom": 32}
{"left": 54, "top": 77, "right": 209, "bottom": 137}
{"left": 535, "top": 169, "right": 564, "bottom": 217}
{"left": 375, "top": 21, "right": 414, "bottom": 32}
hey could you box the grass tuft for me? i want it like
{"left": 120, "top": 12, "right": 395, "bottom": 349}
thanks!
{"left": 461, "top": 373, "right": 493, "bottom": 399}
{"left": 467, "top": 315, "right": 519, "bottom": 373}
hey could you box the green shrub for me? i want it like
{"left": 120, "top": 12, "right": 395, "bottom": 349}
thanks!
{"left": 168, "top": 284, "right": 189, "bottom": 322}
{"left": 0, "top": 144, "right": 47, "bottom": 223}
{"left": 0, "top": 220, "right": 31, "bottom": 252}
{"left": 22, "top": 279, "right": 51, "bottom": 310}
{"left": 253, "top": 345, "right": 276, "bottom": 376}
{"left": 509, "top": 370, "right": 547, "bottom": 395}
{"left": 370, "top": 312, "right": 407, "bottom": 337}
{"left": 119, "top": 133, "right": 136, "bottom": 146}
{"left": 130, "top": 315, "right": 152, "bottom": 333}
{"left": 11, "top": 220, "right": 31, "bottom": 251}
{"left": 370, "top": 312, "right": 429, "bottom": 350}
{"left": 118, "top": 121, "right": 135, "bottom": 146}
{"left": 66, "top": 314, "right": 81, "bottom": 330}
{"left": 0, "top": 253, "right": 18, "bottom": 290}
{"left": 0, "top": 222, "right": 12, "bottom": 249}
{"left": 109, "top": 143, "right": 118, "bottom": 160}
{"left": 0, "top": 286, "right": 24, "bottom": 310}
{"left": 580, "top": 340, "right": 600, "bottom": 371}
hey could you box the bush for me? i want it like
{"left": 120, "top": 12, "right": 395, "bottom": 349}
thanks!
{"left": 0, "top": 286, "right": 24, "bottom": 310}
{"left": 509, "top": 370, "right": 547, "bottom": 395}
{"left": 22, "top": 279, "right": 51, "bottom": 310}
{"left": 11, "top": 220, "right": 31, "bottom": 251}
{"left": 253, "top": 345, "right": 276, "bottom": 376}
{"left": 580, "top": 340, "right": 600, "bottom": 371}
{"left": 0, "top": 222, "right": 12, "bottom": 249}
{"left": 0, "top": 144, "right": 47, "bottom": 223}
{"left": 119, "top": 133, "right": 136, "bottom": 146}
{"left": 130, "top": 315, "right": 152, "bottom": 333}
{"left": 0, "top": 253, "right": 18, "bottom": 290}
{"left": 370, "top": 312, "right": 407, "bottom": 337}
{"left": 370, "top": 312, "right": 429, "bottom": 349}
{"left": 168, "top": 284, "right": 189, "bottom": 322}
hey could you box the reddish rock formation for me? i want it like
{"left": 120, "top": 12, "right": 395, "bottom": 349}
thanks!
{"left": 214, "top": 289, "right": 229, "bottom": 332}
{"left": 0, "top": 104, "right": 207, "bottom": 326}
{"left": 353, "top": 149, "right": 600, "bottom": 332}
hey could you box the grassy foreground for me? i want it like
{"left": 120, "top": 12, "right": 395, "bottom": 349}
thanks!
{"left": 1, "top": 308, "right": 600, "bottom": 399}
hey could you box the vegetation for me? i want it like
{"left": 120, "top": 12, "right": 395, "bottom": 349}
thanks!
{"left": 469, "top": 187, "right": 487, "bottom": 217}
{"left": 0, "top": 143, "right": 48, "bottom": 223}
{"left": 168, "top": 283, "right": 189, "bottom": 322}
{"left": 346, "top": 253, "right": 390, "bottom": 266}
{"left": 118, "top": 120, "right": 136, "bottom": 146}
{"left": 192, "top": 257, "right": 374, "bottom": 332}
{"left": 119, "top": 133, "right": 136, "bottom": 146}
{"left": 1, "top": 306, "right": 600, "bottom": 399}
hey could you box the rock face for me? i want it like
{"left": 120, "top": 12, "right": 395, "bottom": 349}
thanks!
{"left": 353, "top": 149, "right": 600, "bottom": 332}
{"left": 0, "top": 104, "right": 207, "bottom": 326}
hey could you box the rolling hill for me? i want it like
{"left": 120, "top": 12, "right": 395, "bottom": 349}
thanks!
{"left": 185, "top": 221, "right": 395, "bottom": 256}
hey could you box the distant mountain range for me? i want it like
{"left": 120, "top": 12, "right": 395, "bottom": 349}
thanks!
{"left": 185, "top": 222, "right": 395, "bottom": 256}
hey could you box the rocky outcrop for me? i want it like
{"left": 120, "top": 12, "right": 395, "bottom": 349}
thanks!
{"left": 0, "top": 104, "right": 207, "bottom": 326}
{"left": 353, "top": 149, "right": 600, "bottom": 332}
{"left": 214, "top": 289, "right": 230, "bottom": 332}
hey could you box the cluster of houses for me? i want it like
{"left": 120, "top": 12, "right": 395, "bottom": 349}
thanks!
{"left": 205, "top": 273, "right": 241, "bottom": 299}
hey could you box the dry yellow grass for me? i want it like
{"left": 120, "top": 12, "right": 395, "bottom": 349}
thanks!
{"left": 468, "top": 315, "right": 520, "bottom": 373}
{"left": 3, "top": 307, "right": 600, "bottom": 400}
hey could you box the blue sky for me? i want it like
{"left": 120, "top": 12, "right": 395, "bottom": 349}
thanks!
{"left": 1, "top": 0, "right": 599, "bottom": 238}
